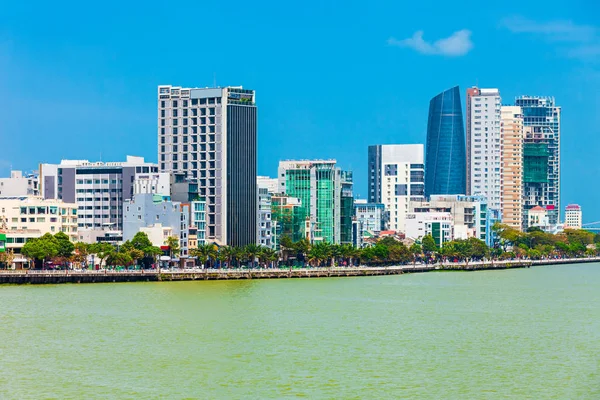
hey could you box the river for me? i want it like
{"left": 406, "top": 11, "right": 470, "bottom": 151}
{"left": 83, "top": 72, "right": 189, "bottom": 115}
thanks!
{"left": 1, "top": 263, "right": 599, "bottom": 399}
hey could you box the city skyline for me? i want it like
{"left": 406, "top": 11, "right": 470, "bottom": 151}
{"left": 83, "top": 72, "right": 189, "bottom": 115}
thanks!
{"left": 1, "top": 1, "right": 598, "bottom": 220}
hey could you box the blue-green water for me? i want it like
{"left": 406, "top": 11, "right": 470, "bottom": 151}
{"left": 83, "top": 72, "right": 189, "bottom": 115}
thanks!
{"left": 1, "top": 263, "right": 599, "bottom": 399}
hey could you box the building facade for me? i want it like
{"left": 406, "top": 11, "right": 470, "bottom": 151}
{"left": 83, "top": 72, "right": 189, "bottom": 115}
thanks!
{"left": 122, "top": 194, "right": 189, "bottom": 257}
{"left": 257, "top": 186, "right": 273, "bottom": 248}
{"left": 368, "top": 144, "right": 425, "bottom": 232}
{"left": 0, "top": 171, "right": 39, "bottom": 197}
{"left": 500, "top": 106, "right": 524, "bottom": 230}
{"left": 515, "top": 96, "right": 561, "bottom": 227}
{"left": 425, "top": 86, "right": 467, "bottom": 196}
{"left": 278, "top": 160, "right": 352, "bottom": 244}
{"left": 40, "top": 156, "right": 166, "bottom": 232}
{"left": 409, "top": 195, "right": 488, "bottom": 244}
{"left": 353, "top": 200, "right": 385, "bottom": 247}
{"left": 157, "top": 85, "right": 257, "bottom": 247}
{"left": 0, "top": 196, "right": 78, "bottom": 252}
{"left": 405, "top": 211, "right": 454, "bottom": 247}
{"left": 257, "top": 176, "right": 279, "bottom": 194}
{"left": 271, "top": 195, "right": 306, "bottom": 249}
{"left": 466, "top": 87, "right": 502, "bottom": 211}
{"left": 565, "top": 204, "right": 582, "bottom": 229}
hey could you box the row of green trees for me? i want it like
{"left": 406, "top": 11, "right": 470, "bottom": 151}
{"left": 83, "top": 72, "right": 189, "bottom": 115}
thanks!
{"left": 19, "top": 232, "right": 169, "bottom": 269}
{"left": 9, "top": 225, "right": 600, "bottom": 270}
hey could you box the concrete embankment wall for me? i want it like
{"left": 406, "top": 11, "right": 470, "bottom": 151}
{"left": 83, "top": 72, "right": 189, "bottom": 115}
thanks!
{"left": 1, "top": 258, "right": 598, "bottom": 285}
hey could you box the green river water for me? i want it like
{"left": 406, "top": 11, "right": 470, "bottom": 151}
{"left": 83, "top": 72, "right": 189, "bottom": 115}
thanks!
{"left": 1, "top": 263, "right": 599, "bottom": 399}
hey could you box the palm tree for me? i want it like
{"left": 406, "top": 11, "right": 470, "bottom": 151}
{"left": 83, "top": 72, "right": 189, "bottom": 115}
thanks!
{"left": 231, "top": 246, "right": 244, "bottom": 269}
{"left": 190, "top": 244, "right": 216, "bottom": 269}
{"left": 244, "top": 244, "right": 262, "bottom": 269}
{"left": 339, "top": 244, "right": 355, "bottom": 267}
{"left": 259, "top": 247, "right": 278, "bottom": 268}
{"left": 166, "top": 236, "right": 180, "bottom": 265}
{"left": 217, "top": 246, "right": 234, "bottom": 269}
{"left": 294, "top": 239, "right": 311, "bottom": 267}
{"left": 279, "top": 235, "right": 294, "bottom": 265}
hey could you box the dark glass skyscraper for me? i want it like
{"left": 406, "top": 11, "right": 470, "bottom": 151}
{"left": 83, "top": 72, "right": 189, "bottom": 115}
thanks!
{"left": 425, "top": 86, "right": 466, "bottom": 196}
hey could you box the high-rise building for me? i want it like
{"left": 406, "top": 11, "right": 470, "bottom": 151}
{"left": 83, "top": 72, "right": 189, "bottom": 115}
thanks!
{"left": 158, "top": 85, "right": 257, "bottom": 247}
{"left": 39, "top": 156, "right": 167, "bottom": 232}
{"left": 515, "top": 96, "right": 561, "bottom": 227}
{"left": 466, "top": 88, "right": 502, "bottom": 211}
{"left": 500, "top": 106, "right": 524, "bottom": 230}
{"left": 565, "top": 204, "right": 582, "bottom": 229}
{"left": 368, "top": 144, "right": 425, "bottom": 232}
{"left": 278, "top": 160, "right": 352, "bottom": 244}
{"left": 425, "top": 86, "right": 466, "bottom": 196}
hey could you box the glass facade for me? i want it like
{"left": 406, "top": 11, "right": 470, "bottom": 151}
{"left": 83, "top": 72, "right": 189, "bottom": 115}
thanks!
{"left": 425, "top": 86, "right": 466, "bottom": 196}
{"left": 515, "top": 96, "right": 560, "bottom": 227}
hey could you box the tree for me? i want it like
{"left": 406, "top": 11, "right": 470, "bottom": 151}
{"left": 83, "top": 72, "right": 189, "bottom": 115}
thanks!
{"left": 106, "top": 251, "right": 133, "bottom": 267}
{"left": 409, "top": 243, "right": 422, "bottom": 266}
{"left": 89, "top": 242, "right": 115, "bottom": 268}
{"left": 22, "top": 234, "right": 59, "bottom": 269}
{"left": 190, "top": 244, "right": 217, "bottom": 268}
{"left": 244, "top": 243, "right": 262, "bottom": 269}
{"left": 279, "top": 235, "right": 295, "bottom": 263}
{"left": 54, "top": 232, "right": 75, "bottom": 259}
{"left": 0, "top": 249, "right": 15, "bottom": 269}
{"left": 217, "top": 246, "right": 234, "bottom": 268}
{"left": 72, "top": 242, "right": 90, "bottom": 267}
{"left": 294, "top": 239, "right": 311, "bottom": 265}
{"left": 467, "top": 237, "right": 489, "bottom": 260}
{"left": 259, "top": 247, "right": 278, "bottom": 268}
{"left": 131, "top": 232, "right": 153, "bottom": 251}
{"left": 422, "top": 235, "right": 437, "bottom": 259}
{"left": 166, "top": 236, "right": 180, "bottom": 260}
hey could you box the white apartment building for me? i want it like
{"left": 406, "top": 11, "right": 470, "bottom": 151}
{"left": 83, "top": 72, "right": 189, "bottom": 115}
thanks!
{"left": 257, "top": 176, "right": 278, "bottom": 194}
{"left": 565, "top": 204, "right": 582, "bottom": 229}
{"left": 0, "top": 196, "right": 78, "bottom": 251}
{"left": 466, "top": 87, "right": 502, "bottom": 211}
{"left": 0, "top": 171, "right": 39, "bottom": 197}
{"left": 405, "top": 211, "right": 454, "bottom": 247}
{"left": 367, "top": 144, "right": 425, "bottom": 232}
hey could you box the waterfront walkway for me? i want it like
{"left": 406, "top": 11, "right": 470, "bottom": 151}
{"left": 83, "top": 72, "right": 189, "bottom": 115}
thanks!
{"left": 1, "top": 257, "right": 599, "bottom": 284}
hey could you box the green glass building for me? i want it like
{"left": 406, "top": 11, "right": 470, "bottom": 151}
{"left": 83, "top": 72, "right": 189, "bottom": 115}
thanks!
{"left": 278, "top": 160, "right": 353, "bottom": 244}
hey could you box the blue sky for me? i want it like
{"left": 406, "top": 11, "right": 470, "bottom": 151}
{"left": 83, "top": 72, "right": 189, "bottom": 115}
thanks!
{"left": 1, "top": 1, "right": 598, "bottom": 221}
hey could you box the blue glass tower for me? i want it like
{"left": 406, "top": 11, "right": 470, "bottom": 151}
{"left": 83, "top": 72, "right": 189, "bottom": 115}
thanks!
{"left": 425, "top": 86, "right": 466, "bottom": 196}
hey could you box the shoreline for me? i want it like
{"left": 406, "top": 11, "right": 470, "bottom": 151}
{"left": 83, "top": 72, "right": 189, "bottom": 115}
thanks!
{"left": 1, "top": 257, "right": 599, "bottom": 285}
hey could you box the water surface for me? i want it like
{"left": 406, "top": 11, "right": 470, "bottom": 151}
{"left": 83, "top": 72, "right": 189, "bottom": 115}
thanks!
{"left": 1, "top": 264, "right": 599, "bottom": 399}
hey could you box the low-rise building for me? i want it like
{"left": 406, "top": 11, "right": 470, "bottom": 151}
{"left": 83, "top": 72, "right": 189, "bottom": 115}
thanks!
{"left": 409, "top": 195, "right": 488, "bottom": 243}
{"left": 353, "top": 200, "right": 385, "bottom": 247}
{"left": 565, "top": 204, "right": 582, "bottom": 229}
{"left": 0, "top": 196, "right": 78, "bottom": 253}
{"left": 0, "top": 171, "right": 39, "bottom": 197}
{"left": 123, "top": 194, "right": 189, "bottom": 259}
{"left": 405, "top": 212, "right": 454, "bottom": 247}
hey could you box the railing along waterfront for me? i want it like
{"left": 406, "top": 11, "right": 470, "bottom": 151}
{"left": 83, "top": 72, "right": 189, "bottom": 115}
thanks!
{"left": 1, "top": 257, "right": 599, "bottom": 284}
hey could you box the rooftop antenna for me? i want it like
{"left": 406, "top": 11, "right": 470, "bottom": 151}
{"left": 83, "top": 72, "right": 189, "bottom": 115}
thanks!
{"left": 213, "top": 73, "right": 217, "bottom": 88}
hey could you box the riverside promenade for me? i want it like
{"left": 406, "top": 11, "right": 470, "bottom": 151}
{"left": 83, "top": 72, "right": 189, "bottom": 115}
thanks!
{"left": 1, "top": 257, "right": 599, "bottom": 285}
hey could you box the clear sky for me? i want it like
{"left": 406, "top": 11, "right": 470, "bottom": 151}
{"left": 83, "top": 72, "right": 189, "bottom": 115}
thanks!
{"left": 1, "top": 1, "right": 598, "bottom": 221}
